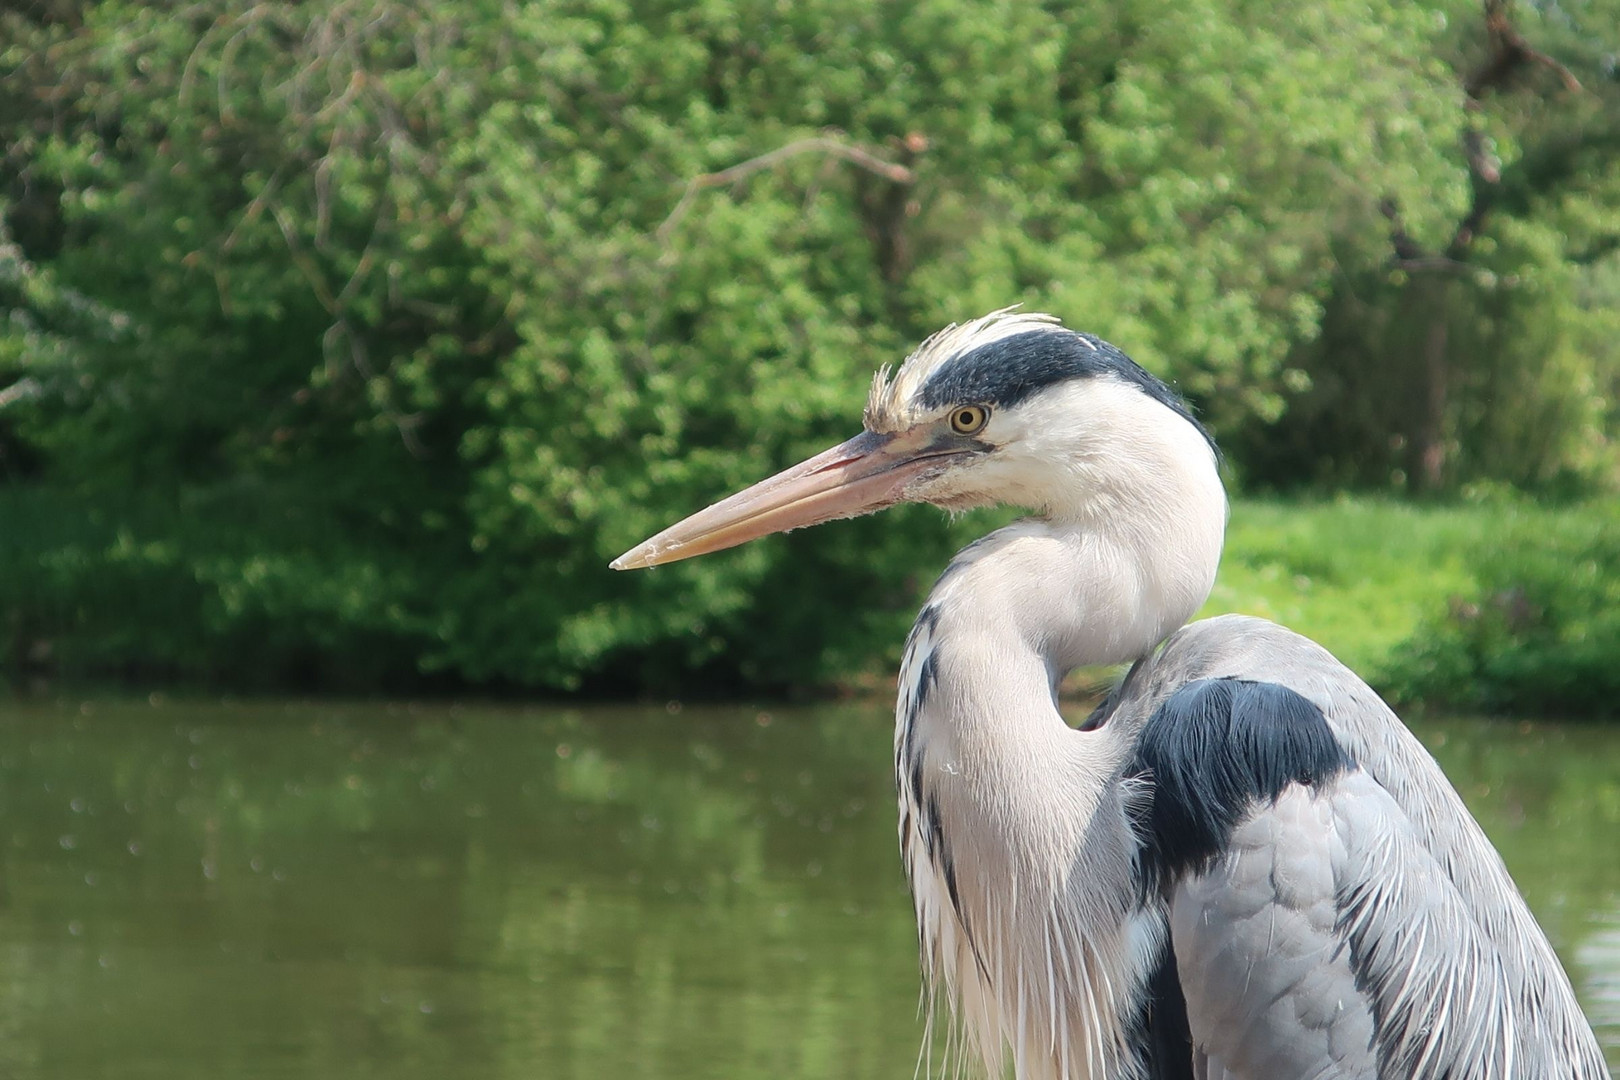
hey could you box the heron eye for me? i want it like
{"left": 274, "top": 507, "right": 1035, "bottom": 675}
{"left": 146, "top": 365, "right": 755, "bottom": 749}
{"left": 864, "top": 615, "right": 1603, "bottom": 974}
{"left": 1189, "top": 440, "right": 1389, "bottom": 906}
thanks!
{"left": 949, "top": 405, "right": 990, "bottom": 435}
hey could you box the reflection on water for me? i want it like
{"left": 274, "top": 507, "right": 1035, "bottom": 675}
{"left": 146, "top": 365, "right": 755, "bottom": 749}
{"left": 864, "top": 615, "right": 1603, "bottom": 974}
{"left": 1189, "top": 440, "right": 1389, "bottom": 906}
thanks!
{"left": 0, "top": 700, "right": 1615, "bottom": 1078}
{"left": 1586, "top": 914, "right": 1620, "bottom": 1062}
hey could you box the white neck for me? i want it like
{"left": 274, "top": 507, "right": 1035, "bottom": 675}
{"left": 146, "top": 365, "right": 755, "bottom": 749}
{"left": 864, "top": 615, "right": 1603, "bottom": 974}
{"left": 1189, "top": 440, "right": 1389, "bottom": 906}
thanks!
{"left": 894, "top": 382, "right": 1226, "bottom": 1079}
{"left": 937, "top": 377, "right": 1227, "bottom": 672}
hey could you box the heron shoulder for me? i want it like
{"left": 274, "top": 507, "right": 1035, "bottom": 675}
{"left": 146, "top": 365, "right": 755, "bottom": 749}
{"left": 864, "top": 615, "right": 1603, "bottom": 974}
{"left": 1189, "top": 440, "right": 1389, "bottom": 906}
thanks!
{"left": 1130, "top": 614, "right": 1390, "bottom": 734}
{"left": 1128, "top": 677, "right": 1356, "bottom": 897}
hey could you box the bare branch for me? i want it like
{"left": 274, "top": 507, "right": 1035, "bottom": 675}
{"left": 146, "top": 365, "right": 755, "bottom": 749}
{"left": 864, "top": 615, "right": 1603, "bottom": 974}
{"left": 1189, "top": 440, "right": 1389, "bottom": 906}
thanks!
{"left": 0, "top": 379, "right": 42, "bottom": 410}
{"left": 1466, "top": 0, "right": 1583, "bottom": 100}
{"left": 1384, "top": 1, "right": 1582, "bottom": 267}
{"left": 216, "top": 5, "right": 281, "bottom": 122}
{"left": 657, "top": 136, "right": 915, "bottom": 242}
{"left": 270, "top": 203, "right": 337, "bottom": 312}
{"left": 1378, "top": 198, "right": 1426, "bottom": 261}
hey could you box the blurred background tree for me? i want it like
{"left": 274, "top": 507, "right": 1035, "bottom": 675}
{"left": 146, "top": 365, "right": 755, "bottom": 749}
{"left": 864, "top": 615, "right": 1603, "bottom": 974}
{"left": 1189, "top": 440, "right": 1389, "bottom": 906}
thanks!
{"left": 1, "top": 0, "right": 1615, "bottom": 697}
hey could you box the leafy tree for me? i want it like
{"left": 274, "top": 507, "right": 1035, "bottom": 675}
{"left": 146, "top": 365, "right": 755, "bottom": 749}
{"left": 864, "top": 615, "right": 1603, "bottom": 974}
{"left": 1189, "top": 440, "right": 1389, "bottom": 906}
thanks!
{"left": 1237, "top": 0, "right": 1620, "bottom": 494}
{"left": 2, "top": 1, "right": 506, "bottom": 685}
{"left": 446, "top": 0, "right": 1482, "bottom": 688}
{"left": 0, "top": 0, "right": 1615, "bottom": 694}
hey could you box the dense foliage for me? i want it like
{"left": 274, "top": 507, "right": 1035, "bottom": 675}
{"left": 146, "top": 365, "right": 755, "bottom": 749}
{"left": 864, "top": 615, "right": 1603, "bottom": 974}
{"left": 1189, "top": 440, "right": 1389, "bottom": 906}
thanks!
{"left": 1, "top": 0, "right": 1616, "bottom": 696}
{"left": 1387, "top": 502, "right": 1620, "bottom": 717}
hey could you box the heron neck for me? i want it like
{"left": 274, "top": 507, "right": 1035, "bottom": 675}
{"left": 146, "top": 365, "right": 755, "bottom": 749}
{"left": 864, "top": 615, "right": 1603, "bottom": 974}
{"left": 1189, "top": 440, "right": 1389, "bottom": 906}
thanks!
{"left": 897, "top": 510, "right": 1215, "bottom": 1078}
{"left": 929, "top": 505, "right": 1222, "bottom": 678}
{"left": 906, "top": 496, "right": 1221, "bottom": 805}
{"left": 892, "top": 426, "right": 1224, "bottom": 1077}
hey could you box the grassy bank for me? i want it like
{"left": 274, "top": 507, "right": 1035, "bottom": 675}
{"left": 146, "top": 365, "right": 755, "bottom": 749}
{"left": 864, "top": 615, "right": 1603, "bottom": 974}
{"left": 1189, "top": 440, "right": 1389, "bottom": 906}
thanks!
{"left": 1211, "top": 497, "right": 1618, "bottom": 716}
{"left": 2, "top": 489, "right": 1614, "bottom": 712}
{"left": 1208, "top": 498, "right": 1482, "bottom": 679}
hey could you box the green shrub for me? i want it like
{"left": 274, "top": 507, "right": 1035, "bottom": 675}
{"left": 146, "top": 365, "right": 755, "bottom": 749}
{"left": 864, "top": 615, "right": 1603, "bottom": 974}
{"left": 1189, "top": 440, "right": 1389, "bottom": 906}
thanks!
{"left": 1385, "top": 503, "right": 1620, "bottom": 717}
{"left": 0, "top": 486, "right": 448, "bottom": 691}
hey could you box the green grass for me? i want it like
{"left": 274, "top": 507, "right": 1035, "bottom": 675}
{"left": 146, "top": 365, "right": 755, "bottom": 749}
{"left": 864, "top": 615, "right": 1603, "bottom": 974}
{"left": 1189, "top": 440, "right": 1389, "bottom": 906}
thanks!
{"left": 1207, "top": 497, "right": 1620, "bottom": 716}
{"left": 1208, "top": 497, "right": 1486, "bottom": 681}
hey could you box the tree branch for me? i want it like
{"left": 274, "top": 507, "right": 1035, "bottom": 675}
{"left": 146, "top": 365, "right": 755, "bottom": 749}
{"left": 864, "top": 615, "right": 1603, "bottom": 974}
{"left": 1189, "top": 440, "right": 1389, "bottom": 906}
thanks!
{"left": 1466, "top": 0, "right": 1582, "bottom": 99}
{"left": 657, "top": 136, "right": 915, "bottom": 242}
{"left": 0, "top": 379, "right": 42, "bottom": 410}
{"left": 1387, "top": 0, "right": 1584, "bottom": 267}
{"left": 1378, "top": 198, "right": 1426, "bottom": 261}
{"left": 1394, "top": 256, "right": 1479, "bottom": 275}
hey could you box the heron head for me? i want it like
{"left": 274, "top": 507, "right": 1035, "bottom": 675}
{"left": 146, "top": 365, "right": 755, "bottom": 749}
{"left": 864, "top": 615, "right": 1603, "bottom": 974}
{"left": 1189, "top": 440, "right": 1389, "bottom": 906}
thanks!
{"left": 611, "top": 309, "right": 1218, "bottom": 570}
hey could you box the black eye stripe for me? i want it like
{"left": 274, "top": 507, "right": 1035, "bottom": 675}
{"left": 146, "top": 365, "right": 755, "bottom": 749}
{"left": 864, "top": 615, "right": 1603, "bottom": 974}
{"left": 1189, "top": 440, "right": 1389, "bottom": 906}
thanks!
{"left": 918, "top": 328, "right": 1217, "bottom": 459}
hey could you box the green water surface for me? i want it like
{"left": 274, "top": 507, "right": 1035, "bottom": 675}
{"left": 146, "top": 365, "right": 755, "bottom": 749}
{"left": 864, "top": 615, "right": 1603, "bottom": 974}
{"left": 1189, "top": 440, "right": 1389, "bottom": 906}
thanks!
{"left": 1, "top": 700, "right": 1616, "bottom": 1078}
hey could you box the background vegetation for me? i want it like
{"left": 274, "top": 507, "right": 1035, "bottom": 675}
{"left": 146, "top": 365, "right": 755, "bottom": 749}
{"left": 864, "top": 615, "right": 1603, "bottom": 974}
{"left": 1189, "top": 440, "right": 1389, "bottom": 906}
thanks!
{"left": 1, "top": 0, "right": 1616, "bottom": 707}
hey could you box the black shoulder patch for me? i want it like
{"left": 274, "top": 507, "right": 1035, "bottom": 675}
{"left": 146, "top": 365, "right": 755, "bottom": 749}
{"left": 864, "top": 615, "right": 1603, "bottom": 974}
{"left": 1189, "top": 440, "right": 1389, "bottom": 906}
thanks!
{"left": 917, "top": 329, "right": 1217, "bottom": 458}
{"left": 1129, "top": 678, "right": 1354, "bottom": 896}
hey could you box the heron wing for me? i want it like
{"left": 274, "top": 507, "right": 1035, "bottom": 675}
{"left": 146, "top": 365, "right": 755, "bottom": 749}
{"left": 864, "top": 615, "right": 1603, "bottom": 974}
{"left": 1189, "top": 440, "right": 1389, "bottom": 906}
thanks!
{"left": 1171, "top": 766, "right": 1511, "bottom": 1079}
{"left": 1122, "top": 616, "right": 1608, "bottom": 1079}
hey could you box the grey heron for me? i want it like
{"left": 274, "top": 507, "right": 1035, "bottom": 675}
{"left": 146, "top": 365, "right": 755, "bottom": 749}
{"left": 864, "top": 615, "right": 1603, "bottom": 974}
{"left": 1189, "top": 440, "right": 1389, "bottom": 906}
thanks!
{"left": 611, "top": 310, "right": 1608, "bottom": 1079}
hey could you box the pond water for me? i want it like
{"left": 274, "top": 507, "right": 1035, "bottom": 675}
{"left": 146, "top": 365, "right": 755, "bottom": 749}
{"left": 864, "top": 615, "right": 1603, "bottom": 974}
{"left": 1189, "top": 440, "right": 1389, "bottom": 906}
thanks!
{"left": 0, "top": 699, "right": 1616, "bottom": 1078}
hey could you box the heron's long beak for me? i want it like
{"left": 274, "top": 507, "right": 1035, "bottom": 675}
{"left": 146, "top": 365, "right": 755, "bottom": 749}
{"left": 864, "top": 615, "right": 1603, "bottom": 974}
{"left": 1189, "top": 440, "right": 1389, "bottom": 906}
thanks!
{"left": 611, "top": 429, "right": 957, "bottom": 570}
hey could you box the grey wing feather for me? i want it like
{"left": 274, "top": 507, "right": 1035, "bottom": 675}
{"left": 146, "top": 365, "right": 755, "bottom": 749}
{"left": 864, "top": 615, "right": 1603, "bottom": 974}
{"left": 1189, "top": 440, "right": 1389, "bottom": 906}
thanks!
{"left": 1332, "top": 767, "right": 1518, "bottom": 1078}
{"left": 1171, "top": 781, "right": 1375, "bottom": 1079}
{"left": 1124, "top": 614, "right": 1607, "bottom": 1079}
